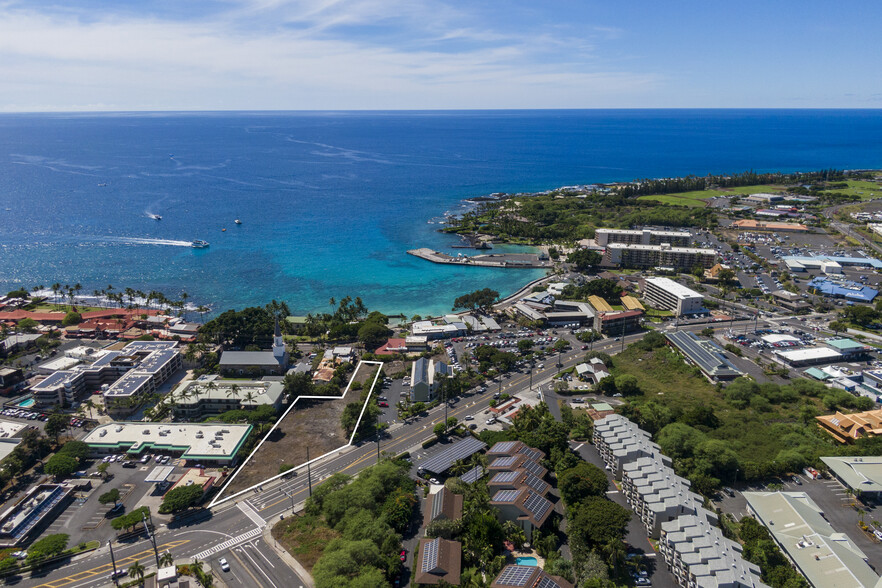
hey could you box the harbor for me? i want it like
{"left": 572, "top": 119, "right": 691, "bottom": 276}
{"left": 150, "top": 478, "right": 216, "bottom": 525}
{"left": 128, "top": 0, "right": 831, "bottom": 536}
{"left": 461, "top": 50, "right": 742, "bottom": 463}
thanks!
{"left": 406, "top": 248, "right": 552, "bottom": 268}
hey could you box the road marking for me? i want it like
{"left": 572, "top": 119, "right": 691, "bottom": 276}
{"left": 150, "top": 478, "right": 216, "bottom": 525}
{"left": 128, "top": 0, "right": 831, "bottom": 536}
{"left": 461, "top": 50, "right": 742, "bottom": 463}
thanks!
{"left": 239, "top": 542, "right": 279, "bottom": 587}
{"left": 238, "top": 501, "right": 267, "bottom": 528}
{"left": 572, "top": 443, "right": 584, "bottom": 451}
{"left": 248, "top": 540, "right": 276, "bottom": 568}
{"left": 193, "top": 527, "right": 263, "bottom": 561}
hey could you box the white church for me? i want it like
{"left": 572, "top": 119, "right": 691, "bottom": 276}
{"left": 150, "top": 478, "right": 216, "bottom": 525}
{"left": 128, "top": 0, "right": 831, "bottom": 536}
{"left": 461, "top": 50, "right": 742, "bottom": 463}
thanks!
{"left": 218, "top": 319, "right": 290, "bottom": 376}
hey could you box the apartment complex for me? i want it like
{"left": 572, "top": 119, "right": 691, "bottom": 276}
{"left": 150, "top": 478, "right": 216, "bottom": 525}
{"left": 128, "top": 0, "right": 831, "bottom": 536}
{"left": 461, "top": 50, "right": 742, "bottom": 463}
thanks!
{"left": 593, "top": 310, "right": 643, "bottom": 336}
{"left": 604, "top": 243, "right": 715, "bottom": 271}
{"left": 595, "top": 228, "right": 691, "bottom": 247}
{"left": 410, "top": 358, "right": 450, "bottom": 403}
{"left": 642, "top": 277, "right": 704, "bottom": 316}
{"left": 594, "top": 415, "right": 766, "bottom": 588}
{"left": 169, "top": 377, "right": 284, "bottom": 420}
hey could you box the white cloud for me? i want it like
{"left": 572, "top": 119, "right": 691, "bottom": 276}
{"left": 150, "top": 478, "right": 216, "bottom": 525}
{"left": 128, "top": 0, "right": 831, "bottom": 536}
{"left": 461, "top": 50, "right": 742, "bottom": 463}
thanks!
{"left": 0, "top": 1, "right": 660, "bottom": 110}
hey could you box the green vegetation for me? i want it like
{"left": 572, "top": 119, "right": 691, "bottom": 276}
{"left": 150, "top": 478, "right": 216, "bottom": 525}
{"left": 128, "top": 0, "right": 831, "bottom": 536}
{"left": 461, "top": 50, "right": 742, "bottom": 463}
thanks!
{"left": 274, "top": 459, "right": 416, "bottom": 588}
{"left": 560, "top": 279, "right": 623, "bottom": 302}
{"left": 452, "top": 288, "right": 500, "bottom": 313}
{"left": 98, "top": 488, "right": 121, "bottom": 506}
{"left": 26, "top": 534, "right": 68, "bottom": 564}
{"left": 111, "top": 507, "right": 152, "bottom": 532}
{"left": 44, "top": 439, "right": 91, "bottom": 477}
{"left": 739, "top": 517, "right": 809, "bottom": 588}
{"left": 200, "top": 301, "right": 291, "bottom": 348}
{"left": 159, "top": 484, "right": 204, "bottom": 514}
{"left": 613, "top": 341, "right": 881, "bottom": 492}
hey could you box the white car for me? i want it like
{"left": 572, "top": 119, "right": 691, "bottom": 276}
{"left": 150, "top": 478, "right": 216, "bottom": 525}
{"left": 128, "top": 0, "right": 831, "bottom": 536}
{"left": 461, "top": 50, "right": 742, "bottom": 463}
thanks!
{"left": 218, "top": 557, "right": 230, "bottom": 572}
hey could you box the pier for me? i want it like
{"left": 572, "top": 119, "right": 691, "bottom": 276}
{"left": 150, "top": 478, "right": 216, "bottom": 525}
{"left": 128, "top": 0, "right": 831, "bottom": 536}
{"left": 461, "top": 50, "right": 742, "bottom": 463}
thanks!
{"left": 406, "top": 248, "right": 552, "bottom": 268}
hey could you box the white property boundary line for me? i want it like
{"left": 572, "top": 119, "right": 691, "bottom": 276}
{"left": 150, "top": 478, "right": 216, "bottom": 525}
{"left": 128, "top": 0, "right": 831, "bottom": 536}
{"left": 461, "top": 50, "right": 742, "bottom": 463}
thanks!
{"left": 209, "top": 360, "right": 383, "bottom": 508}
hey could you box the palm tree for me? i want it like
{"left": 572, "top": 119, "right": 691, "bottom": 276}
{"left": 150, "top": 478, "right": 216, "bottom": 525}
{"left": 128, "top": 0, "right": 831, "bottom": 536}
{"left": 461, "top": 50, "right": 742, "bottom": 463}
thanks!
{"left": 242, "top": 388, "right": 257, "bottom": 409}
{"left": 159, "top": 551, "right": 174, "bottom": 567}
{"left": 450, "top": 459, "right": 470, "bottom": 477}
{"left": 128, "top": 560, "right": 145, "bottom": 584}
{"left": 602, "top": 538, "right": 627, "bottom": 578}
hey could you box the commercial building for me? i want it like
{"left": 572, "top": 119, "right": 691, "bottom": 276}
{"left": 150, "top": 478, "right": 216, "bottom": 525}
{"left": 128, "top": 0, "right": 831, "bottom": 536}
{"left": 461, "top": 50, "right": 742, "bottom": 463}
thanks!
{"left": 820, "top": 456, "right": 882, "bottom": 499}
{"left": 782, "top": 255, "right": 882, "bottom": 272}
{"left": 0, "top": 334, "right": 41, "bottom": 358}
{"left": 620, "top": 295, "right": 645, "bottom": 311}
{"left": 414, "top": 537, "right": 461, "bottom": 586}
{"left": 815, "top": 408, "right": 882, "bottom": 443}
{"left": 594, "top": 228, "right": 691, "bottom": 247}
{"left": 743, "top": 193, "right": 784, "bottom": 204}
{"left": 412, "top": 320, "right": 466, "bottom": 340}
{"left": 218, "top": 320, "right": 289, "bottom": 376}
{"left": 593, "top": 310, "right": 643, "bottom": 336}
{"left": 807, "top": 277, "right": 878, "bottom": 303}
{"left": 410, "top": 358, "right": 451, "bottom": 403}
{"left": 168, "top": 377, "right": 284, "bottom": 420}
{"left": 0, "top": 368, "right": 24, "bottom": 396}
{"left": 418, "top": 437, "right": 487, "bottom": 475}
{"left": 771, "top": 290, "right": 810, "bottom": 311}
{"left": 824, "top": 338, "right": 872, "bottom": 358}
{"left": 31, "top": 340, "right": 181, "bottom": 410}
{"left": 665, "top": 331, "right": 742, "bottom": 382}
{"left": 744, "top": 491, "right": 879, "bottom": 588}
{"left": 642, "top": 277, "right": 704, "bottom": 316}
{"left": 731, "top": 219, "right": 808, "bottom": 232}
{"left": 491, "top": 565, "right": 573, "bottom": 588}
{"left": 83, "top": 422, "right": 253, "bottom": 465}
{"left": 603, "top": 243, "right": 715, "bottom": 271}
{"left": 773, "top": 347, "right": 843, "bottom": 368}
{"left": 0, "top": 483, "right": 74, "bottom": 547}
{"left": 659, "top": 513, "right": 768, "bottom": 588}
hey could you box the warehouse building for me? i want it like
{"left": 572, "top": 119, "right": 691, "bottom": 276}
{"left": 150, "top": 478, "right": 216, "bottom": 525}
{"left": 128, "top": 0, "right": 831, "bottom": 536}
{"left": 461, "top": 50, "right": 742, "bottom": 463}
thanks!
{"left": 820, "top": 456, "right": 882, "bottom": 499}
{"left": 773, "top": 347, "right": 843, "bottom": 368}
{"left": 665, "top": 331, "right": 742, "bottom": 382}
{"left": 642, "top": 277, "right": 704, "bottom": 316}
{"left": 603, "top": 243, "right": 715, "bottom": 271}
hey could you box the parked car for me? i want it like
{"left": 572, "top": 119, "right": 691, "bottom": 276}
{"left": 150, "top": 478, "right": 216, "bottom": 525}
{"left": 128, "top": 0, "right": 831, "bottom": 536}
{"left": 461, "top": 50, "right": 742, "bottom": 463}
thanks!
{"left": 378, "top": 402, "right": 389, "bottom": 407}
{"left": 218, "top": 557, "right": 230, "bottom": 572}
{"left": 399, "top": 549, "right": 406, "bottom": 562}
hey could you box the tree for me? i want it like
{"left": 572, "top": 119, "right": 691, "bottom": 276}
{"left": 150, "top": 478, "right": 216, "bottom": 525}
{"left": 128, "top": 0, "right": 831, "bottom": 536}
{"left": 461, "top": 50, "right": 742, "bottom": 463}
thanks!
{"left": 128, "top": 560, "right": 145, "bottom": 584}
{"left": 566, "top": 248, "right": 603, "bottom": 272}
{"left": 357, "top": 320, "right": 391, "bottom": 351}
{"left": 452, "top": 288, "right": 500, "bottom": 313}
{"left": 27, "top": 533, "right": 68, "bottom": 563}
{"left": 44, "top": 454, "right": 78, "bottom": 478}
{"left": 158, "top": 484, "right": 203, "bottom": 514}
{"left": 17, "top": 317, "right": 39, "bottom": 333}
{"left": 58, "top": 440, "right": 90, "bottom": 460}
{"left": 45, "top": 414, "right": 69, "bottom": 442}
{"left": 99, "top": 488, "right": 121, "bottom": 506}
{"left": 613, "top": 374, "right": 640, "bottom": 396}
{"left": 434, "top": 422, "right": 448, "bottom": 438}
{"left": 62, "top": 311, "right": 82, "bottom": 326}
{"left": 558, "top": 462, "right": 609, "bottom": 505}
{"left": 97, "top": 462, "right": 109, "bottom": 479}
{"left": 517, "top": 339, "right": 533, "bottom": 354}
{"left": 159, "top": 551, "right": 174, "bottom": 567}
{"left": 568, "top": 496, "right": 631, "bottom": 549}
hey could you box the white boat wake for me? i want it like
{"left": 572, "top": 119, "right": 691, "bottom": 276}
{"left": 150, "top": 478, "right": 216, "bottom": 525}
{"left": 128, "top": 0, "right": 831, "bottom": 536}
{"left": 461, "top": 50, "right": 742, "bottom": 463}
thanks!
{"left": 103, "top": 236, "right": 194, "bottom": 247}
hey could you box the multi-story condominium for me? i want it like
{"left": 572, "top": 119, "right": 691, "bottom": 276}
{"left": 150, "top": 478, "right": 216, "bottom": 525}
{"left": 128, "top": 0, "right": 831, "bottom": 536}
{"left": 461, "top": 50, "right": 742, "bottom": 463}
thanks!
{"left": 169, "top": 377, "right": 284, "bottom": 420}
{"left": 643, "top": 277, "right": 704, "bottom": 316}
{"left": 604, "top": 243, "right": 715, "bottom": 270}
{"left": 595, "top": 228, "right": 691, "bottom": 247}
{"left": 592, "top": 414, "right": 667, "bottom": 478}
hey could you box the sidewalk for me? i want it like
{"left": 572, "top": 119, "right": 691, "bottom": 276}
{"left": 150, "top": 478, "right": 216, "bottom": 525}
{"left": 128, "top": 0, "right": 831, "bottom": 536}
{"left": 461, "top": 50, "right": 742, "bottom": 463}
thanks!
{"left": 262, "top": 510, "right": 315, "bottom": 588}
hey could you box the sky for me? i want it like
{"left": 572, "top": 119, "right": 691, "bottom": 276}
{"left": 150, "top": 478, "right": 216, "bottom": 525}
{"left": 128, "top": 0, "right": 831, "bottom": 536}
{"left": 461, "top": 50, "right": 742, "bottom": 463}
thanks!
{"left": 1, "top": 0, "right": 881, "bottom": 111}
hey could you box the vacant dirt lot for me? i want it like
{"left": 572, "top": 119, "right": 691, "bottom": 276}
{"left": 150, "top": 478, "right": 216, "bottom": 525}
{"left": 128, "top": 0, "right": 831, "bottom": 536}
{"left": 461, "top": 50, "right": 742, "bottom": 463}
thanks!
{"left": 224, "top": 362, "right": 378, "bottom": 494}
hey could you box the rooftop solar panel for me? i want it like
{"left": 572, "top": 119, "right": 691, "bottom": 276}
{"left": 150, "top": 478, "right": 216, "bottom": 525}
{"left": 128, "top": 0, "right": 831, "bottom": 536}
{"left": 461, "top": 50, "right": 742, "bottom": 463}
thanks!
{"left": 421, "top": 538, "right": 439, "bottom": 573}
{"left": 494, "top": 565, "right": 535, "bottom": 586}
{"left": 492, "top": 489, "right": 522, "bottom": 503}
{"left": 521, "top": 458, "right": 545, "bottom": 477}
{"left": 524, "top": 491, "right": 551, "bottom": 520}
{"left": 490, "top": 441, "right": 518, "bottom": 454}
{"left": 522, "top": 472, "right": 549, "bottom": 494}
{"left": 491, "top": 456, "right": 517, "bottom": 468}
{"left": 491, "top": 471, "right": 519, "bottom": 483}
{"left": 419, "top": 437, "right": 487, "bottom": 474}
{"left": 518, "top": 447, "right": 543, "bottom": 462}
{"left": 431, "top": 489, "right": 446, "bottom": 520}
{"left": 536, "top": 577, "right": 564, "bottom": 588}
{"left": 461, "top": 466, "right": 484, "bottom": 484}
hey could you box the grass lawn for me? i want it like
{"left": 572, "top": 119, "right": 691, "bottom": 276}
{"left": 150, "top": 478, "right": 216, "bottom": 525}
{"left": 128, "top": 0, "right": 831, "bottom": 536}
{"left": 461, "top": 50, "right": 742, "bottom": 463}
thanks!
{"left": 611, "top": 345, "right": 835, "bottom": 469}
{"left": 272, "top": 514, "right": 340, "bottom": 572}
{"left": 644, "top": 307, "right": 673, "bottom": 317}
{"left": 819, "top": 179, "right": 882, "bottom": 200}
{"left": 30, "top": 304, "right": 107, "bottom": 313}
{"left": 638, "top": 184, "right": 788, "bottom": 206}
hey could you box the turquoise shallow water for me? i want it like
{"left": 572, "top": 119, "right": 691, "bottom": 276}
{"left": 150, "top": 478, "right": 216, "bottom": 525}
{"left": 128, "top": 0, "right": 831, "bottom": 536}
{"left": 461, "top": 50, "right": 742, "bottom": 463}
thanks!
{"left": 0, "top": 110, "right": 881, "bottom": 317}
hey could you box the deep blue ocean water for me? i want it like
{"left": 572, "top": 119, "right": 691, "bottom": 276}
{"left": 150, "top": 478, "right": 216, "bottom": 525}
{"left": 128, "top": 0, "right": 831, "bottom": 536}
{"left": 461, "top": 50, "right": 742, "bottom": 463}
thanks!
{"left": 1, "top": 110, "right": 881, "bottom": 317}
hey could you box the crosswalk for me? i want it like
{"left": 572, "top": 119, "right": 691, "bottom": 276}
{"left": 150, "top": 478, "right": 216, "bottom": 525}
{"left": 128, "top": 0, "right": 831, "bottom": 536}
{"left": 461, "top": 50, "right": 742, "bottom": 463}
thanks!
{"left": 192, "top": 526, "right": 263, "bottom": 561}
{"left": 238, "top": 500, "right": 267, "bottom": 528}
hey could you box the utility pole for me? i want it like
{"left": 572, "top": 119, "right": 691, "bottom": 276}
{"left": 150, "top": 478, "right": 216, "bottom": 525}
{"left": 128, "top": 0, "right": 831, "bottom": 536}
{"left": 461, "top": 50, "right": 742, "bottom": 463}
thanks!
{"left": 108, "top": 541, "right": 120, "bottom": 586}
{"left": 375, "top": 433, "right": 381, "bottom": 464}
{"left": 620, "top": 317, "right": 626, "bottom": 353}
{"left": 142, "top": 512, "right": 160, "bottom": 567}
{"left": 306, "top": 446, "right": 313, "bottom": 497}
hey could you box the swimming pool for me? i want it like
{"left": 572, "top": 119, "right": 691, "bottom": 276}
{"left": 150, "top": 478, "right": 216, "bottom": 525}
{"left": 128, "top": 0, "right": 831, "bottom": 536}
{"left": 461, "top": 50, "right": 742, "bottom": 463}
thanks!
{"left": 17, "top": 398, "right": 34, "bottom": 408}
{"left": 515, "top": 556, "right": 538, "bottom": 567}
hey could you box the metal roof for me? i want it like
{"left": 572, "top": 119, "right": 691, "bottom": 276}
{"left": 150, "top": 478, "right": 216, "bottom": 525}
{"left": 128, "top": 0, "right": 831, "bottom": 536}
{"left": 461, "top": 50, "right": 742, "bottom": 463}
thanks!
{"left": 419, "top": 437, "right": 487, "bottom": 474}
{"left": 665, "top": 331, "right": 742, "bottom": 379}
{"left": 461, "top": 466, "right": 484, "bottom": 484}
{"left": 145, "top": 465, "right": 175, "bottom": 483}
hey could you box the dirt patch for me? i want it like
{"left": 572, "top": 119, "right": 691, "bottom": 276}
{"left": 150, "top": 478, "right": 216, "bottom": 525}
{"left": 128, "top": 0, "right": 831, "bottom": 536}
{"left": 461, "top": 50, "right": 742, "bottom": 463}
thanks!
{"left": 272, "top": 514, "right": 339, "bottom": 572}
{"left": 223, "top": 363, "right": 378, "bottom": 495}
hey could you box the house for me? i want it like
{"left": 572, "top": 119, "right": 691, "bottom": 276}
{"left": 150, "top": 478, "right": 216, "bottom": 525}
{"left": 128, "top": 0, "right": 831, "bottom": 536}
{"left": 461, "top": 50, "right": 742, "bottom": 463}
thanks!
{"left": 414, "top": 537, "right": 461, "bottom": 586}
{"left": 491, "top": 565, "right": 573, "bottom": 588}
{"left": 490, "top": 486, "right": 553, "bottom": 541}
{"left": 410, "top": 358, "right": 450, "bottom": 403}
{"left": 426, "top": 486, "right": 463, "bottom": 525}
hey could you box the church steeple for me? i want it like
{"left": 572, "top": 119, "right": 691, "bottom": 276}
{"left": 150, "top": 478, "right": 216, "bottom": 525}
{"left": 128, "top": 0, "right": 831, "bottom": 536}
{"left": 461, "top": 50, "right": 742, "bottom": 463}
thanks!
{"left": 273, "top": 317, "right": 286, "bottom": 361}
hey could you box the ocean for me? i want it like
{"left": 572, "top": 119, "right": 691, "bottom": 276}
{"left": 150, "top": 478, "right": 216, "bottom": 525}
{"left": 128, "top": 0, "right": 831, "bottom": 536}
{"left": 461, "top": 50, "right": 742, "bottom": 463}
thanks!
{"left": 1, "top": 109, "right": 881, "bottom": 318}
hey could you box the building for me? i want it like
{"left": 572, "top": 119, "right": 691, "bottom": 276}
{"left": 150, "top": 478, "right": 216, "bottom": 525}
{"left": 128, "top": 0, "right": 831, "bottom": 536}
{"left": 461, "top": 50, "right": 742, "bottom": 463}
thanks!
{"left": 807, "top": 277, "right": 878, "bottom": 303}
{"left": 824, "top": 338, "right": 872, "bottom": 358}
{"left": 490, "top": 486, "right": 554, "bottom": 541}
{"left": 169, "top": 377, "right": 284, "bottom": 419}
{"left": 491, "top": 565, "right": 574, "bottom": 588}
{"left": 771, "top": 290, "right": 810, "bottom": 311}
{"left": 218, "top": 319, "right": 289, "bottom": 376}
{"left": 0, "top": 368, "right": 24, "bottom": 396}
{"left": 782, "top": 255, "right": 882, "bottom": 272}
{"left": 592, "top": 414, "right": 662, "bottom": 478}
{"left": 620, "top": 295, "right": 645, "bottom": 311}
{"left": 488, "top": 453, "right": 548, "bottom": 480}
{"left": 418, "top": 437, "right": 487, "bottom": 475}
{"left": 744, "top": 491, "right": 879, "bottom": 588}
{"left": 642, "top": 277, "right": 704, "bottom": 316}
{"left": 593, "top": 310, "right": 642, "bottom": 336}
{"left": 412, "top": 320, "right": 466, "bottom": 340}
{"left": 820, "top": 456, "right": 882, "bottom": 499}
{"left": 659, "top": 513, "right": 768, "bottom": 588}
{"left": 665, "top": 331, "right": 742, "bottom": 382}
{"left": 0, "top": 483, "right": 75, "bottom": 547}
{"left": 731, "top": 219, "right": 808, "bottom": 232}
{"left": 488, "top": 468, "right": 551, "bottom": 498}
{"left": 544, "top": 300, "right": 595, "bottom": 326}
{"left": 575, "top": 358, "right": 611, "bottom": 385}
{"left": 603, "top": 243, "right": 716, "bottom": 271}
{"left": 743, "top": 193, "right": 784, "bottom": 204}
{"left": 0, "top": 334, "right": 41, "bottom": 358}
{"left": 486, "top": 441, "right": 546, "bottom": 463}
{"left": 773, "top": 347, "right": 843, "bottom": 368}
{"left": 165, "top": 467, "right": 215, "bottom": 500}
{"left": 31, "top": 340, "right": 181, "bottom": 410}
{"left": 83, "top": 422, "right": 253, "bottom": 466}
{"left": 815, "top": 408, "right": 882, "bottom": 443}
{"left": 410, "top": 358, "right": 450, "bottom": 403}
{"left": 594, "top": 228, "right": 691, "bottom": 247}
{"left": 414, "top": 537, "right": 461, "bottom": 586}
{"left": 426, "top": 486, "right": 463, "bottom": 524}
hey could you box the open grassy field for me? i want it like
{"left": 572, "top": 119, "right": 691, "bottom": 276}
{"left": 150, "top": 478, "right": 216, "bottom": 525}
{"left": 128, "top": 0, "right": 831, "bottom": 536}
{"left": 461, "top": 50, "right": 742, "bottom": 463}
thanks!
{"left": 638, "top": 184, "right": 788, "bottom": 206}
{"left": 272, "top": 514, "right": 341, "bottom": 571}
{"left": 820, "top": 179, "right": 882, "bottom": 200}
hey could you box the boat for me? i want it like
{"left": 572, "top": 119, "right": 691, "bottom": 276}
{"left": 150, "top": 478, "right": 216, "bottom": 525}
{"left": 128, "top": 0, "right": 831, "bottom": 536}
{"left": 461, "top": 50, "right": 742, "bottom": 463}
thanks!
{"left": 148, "top": 214, "right": 162, "bottom": 221}
{"left": 191, "top": 240, "right": 210, "bottom": 248}
{"left": 98, "top": 183, "right": 107, "bottom": 187}
{"left": 234, "top": 219, "right": 242, "bottom": 225}
{"left": 222, "top": 228, "right": 226, "bottom": 232}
